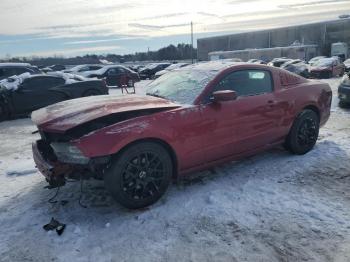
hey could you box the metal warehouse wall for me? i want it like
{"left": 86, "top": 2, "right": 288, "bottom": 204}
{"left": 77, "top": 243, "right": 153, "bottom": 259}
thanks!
{"left": 197, "top": 18, "right": 350, "bottom": 61}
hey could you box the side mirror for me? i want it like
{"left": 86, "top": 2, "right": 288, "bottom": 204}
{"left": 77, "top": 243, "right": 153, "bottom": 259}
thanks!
{"left": 211, "top": 90, "right": 237, "bottom": 103}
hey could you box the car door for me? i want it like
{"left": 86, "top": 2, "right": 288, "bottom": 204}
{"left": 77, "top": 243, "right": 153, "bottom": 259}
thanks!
{"left": 199, "top": 69, "right": 285, "bottom": 162}
{"left": 11, "top": 76, "right": 66, "bottom": 114}
{"left": 105, "top": 68, "right": 124, "bottom": 86}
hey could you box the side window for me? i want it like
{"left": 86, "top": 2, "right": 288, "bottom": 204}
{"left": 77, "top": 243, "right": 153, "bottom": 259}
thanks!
{"left": 0, "top": 69, "right": 4, "bottom": 77}
{"left": 107, "top": 68, "right": 118, "bottom": 75}
{"left": 78, "top": 66, "right": 89, "bottom": 72}
{"left": 90, "top": 66, "right": 101, "bottom": 70}
{"left": 213, "top": 70, "right": 273, "bottom": 97}
{"left": 13, "top": 67, "right": 31, "bottom": 75}
{"left": 107, "top": 68, "right": 124, "bottom": 75}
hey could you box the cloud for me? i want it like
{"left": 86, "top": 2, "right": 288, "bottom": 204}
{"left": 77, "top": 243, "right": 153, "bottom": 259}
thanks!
{"left": 128, "top": 23, "right": 190, "bottom": 30}
{"left": 137, "top": 12, "right": 189, "bottom": 21}
{"left": 197, "top": 12, "right": 221, "bottom": 18}
{"left": 19, "top": 45, "right": 122, "bottom": 58}
{"left": 63, "top": 37, "right": 146, "bottom": 45}
{"left": 279, "top": 0, "right": 350, "bottom": 9}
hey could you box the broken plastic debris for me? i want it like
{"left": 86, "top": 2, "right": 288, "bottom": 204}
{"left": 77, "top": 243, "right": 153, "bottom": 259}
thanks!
{"left": 43, "top": 217, "right": 66, "bottom": 236}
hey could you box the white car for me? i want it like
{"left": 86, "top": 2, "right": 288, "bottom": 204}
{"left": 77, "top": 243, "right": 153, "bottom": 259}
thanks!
{"left": 63, "top": 64, "right": 103, "bottom": 74}
{"left": 153, "top": 63, "right": 189, "bottom": 78}
{"left": 343, "top": 58, "right": 350, "bottom": 72}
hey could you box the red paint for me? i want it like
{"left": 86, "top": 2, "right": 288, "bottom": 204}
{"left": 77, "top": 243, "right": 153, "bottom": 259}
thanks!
{"left": 33, "top": 63, "right": 332, "bottom": 178}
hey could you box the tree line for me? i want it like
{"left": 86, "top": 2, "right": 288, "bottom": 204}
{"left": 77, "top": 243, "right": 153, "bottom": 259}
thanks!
{"left": 1, "top": 43, "right": 197, "bottom": 66}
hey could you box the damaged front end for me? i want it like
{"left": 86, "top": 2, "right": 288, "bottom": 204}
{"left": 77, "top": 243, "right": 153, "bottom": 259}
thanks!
{"left": 33, "top": 137, "right": 111, "bottom": 188}
{"left": 32, "top": 139, "right": 73, "bottom": 188}
{"left": 31, "top": 95, "right": 182, "bottom": 188}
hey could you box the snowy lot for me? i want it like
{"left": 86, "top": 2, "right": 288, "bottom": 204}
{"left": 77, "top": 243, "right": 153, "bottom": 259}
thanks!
{"left": 1, "top": 78, "right": 350, "bottom": 262}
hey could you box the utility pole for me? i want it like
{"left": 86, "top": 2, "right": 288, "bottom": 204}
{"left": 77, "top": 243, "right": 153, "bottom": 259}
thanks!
{"left": 191, "top": 21, "right": 194, "bottom": 64}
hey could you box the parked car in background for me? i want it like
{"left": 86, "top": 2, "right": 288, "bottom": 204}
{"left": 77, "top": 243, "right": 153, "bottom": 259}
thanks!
{"left": 247, "top": 59, "right": 266, "bottom": 64}
{"left": 343, "top": 59, "right": 350, "bottom": 72}
{"left": 31, "top": 61, "right": 331, "bottom": 209}
{"left": 41, "top": 64, "right": 66, "bottom": 73}
{"left": 309, "top": 57, "right": 345, "bottom": 78}
{"left": 338, "top": 72, "right": 350, "bottom": 107}
{"left": 83, "top": 65, "right": 140, "bottom": 87}
{"left": 0, "top": 63, "right": 42, "bottom": 80}
{"left": 0, "top": 72, "right": 108, "bottom": 121}
{"left": 154, "top": 63, "right": 189, "bottom": 78}
{"left": 63, "top": 64, "right": 104, "bottom": 74}
{"left": 268, "top": 57, "right": 292, "bottom": 67}
{"left": 139, "top": 63, "right": 171, "bottom": 79}
{"left": 281, "top": 59, "right": 310, "bottom": 78}
{"left": 128, "top": 65, "right": 144, "bottom": 72}
{"left": 308, "top": 56, "right": 327, "bottom": 66}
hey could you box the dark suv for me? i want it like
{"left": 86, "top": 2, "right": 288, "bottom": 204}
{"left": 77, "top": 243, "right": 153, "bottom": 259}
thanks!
{"left": 0, "top": 63, "right": 42, "bottom": 80}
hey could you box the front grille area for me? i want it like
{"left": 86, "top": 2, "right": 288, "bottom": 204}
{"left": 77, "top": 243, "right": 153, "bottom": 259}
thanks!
{"left": 39, "top": 130, "right": 73, "bottom": 143}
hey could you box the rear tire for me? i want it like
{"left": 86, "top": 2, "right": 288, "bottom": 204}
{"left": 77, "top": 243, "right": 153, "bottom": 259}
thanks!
{"left": 0, "top": 104, "right": 8, "bottom": 122}
{"left": 104, "top": 142, "right": 173, "bottom": 209}
{"left": 285, "top": 109, "right": 319, "bottom": 155}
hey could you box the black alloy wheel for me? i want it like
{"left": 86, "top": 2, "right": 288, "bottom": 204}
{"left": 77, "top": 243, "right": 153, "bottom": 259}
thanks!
{"left": 104, "top": 142, "right": 172, "bottom": 209}
{"left": 285, "top": 109, "right": 319, "bottom": 155}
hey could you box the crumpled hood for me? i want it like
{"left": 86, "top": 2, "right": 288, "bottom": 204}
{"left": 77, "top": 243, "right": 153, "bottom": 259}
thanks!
{"left": 32, "top": 94, "right": 181, "bottom": 132}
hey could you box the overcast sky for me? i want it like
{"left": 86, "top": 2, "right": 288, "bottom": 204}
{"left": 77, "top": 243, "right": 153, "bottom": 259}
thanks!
{"left": 0, "top": 0, "right": 349, "bottom": 58}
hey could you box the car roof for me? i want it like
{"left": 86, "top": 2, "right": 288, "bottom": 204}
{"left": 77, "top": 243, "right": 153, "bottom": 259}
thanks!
{"left": 0, "top": 63, "right": 32, "bottom": 67}
{"left": 101, "top": 64, "right": 128, "bottom": 69}
{"left": 21, "top": 74, "right": 62, "bottom": 80}
{"left": 181, "top": 60, "right": 240, "bottom": 72}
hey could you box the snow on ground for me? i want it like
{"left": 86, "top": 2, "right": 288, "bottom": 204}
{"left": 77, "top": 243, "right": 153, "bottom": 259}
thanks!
{"left": 0, "top": 78, "right": 350, "bottom": 262}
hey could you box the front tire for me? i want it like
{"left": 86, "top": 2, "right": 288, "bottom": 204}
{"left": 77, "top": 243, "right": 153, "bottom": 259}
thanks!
{"left": 285, "top": 109, "right": 319, "bottom": 155}
{"left": 104, "top": 142, "right": 173, "bottom": 209}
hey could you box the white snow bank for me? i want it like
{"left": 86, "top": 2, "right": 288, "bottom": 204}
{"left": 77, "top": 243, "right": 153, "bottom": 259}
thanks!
{"left": 0, "top": 72, "right": 31, "bottom": 91}
{"left": 47, "top": 71, "right": 86, "bottom": 84}
{"left": 4, "top": 159, "right": 37, "bottom": 176}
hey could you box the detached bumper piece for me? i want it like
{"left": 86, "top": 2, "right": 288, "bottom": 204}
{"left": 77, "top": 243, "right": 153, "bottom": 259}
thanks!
{"left": 32, "top": 140, "right": 74, "bottom": 188}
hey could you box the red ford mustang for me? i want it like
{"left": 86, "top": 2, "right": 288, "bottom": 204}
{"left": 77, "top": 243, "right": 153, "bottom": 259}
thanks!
{"left": 32, "top": 61, "right": 332, "bottom": 209}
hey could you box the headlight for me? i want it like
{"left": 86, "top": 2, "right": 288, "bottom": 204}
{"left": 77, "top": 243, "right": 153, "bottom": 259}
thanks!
{"left": 50, "top": 142, "right": 89, "bottom": 164}
{"left": 341, "top": 75, "right": 350, "bottom": 86}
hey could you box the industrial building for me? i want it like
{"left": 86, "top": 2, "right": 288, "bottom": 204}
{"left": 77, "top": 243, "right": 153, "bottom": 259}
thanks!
{"left": 197, "top": 18, "right": 350, "bottom": 61}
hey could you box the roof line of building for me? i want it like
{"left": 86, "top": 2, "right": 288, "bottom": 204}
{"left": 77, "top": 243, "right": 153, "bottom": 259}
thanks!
{"left": 197, "top": 17, "right": 350, "bottom": 41}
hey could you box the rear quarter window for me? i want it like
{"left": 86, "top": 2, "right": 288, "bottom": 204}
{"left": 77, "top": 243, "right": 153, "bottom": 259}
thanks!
{"left": 279, "top": 71, "right": 305, "bottom": 87}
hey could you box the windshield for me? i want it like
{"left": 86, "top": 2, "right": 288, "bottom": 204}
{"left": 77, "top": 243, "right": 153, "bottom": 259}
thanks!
{"left": 146, "top": 69, "right": 216, "bottom": 104}
{"left": 313, "top": 58, "right": 335, "bottom": 67}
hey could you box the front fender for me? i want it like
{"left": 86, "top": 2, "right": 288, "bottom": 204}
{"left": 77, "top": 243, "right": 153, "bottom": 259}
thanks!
{"left": 74, "top": 116, "right": 176, "bottom": 158}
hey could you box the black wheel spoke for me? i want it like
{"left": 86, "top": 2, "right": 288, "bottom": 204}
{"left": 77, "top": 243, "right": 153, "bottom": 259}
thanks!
{"left": 120, "top": 151, "right": 166, "bottom": 200}
{"left": 297, "top": 118, "right": 317, "bottom": 146}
